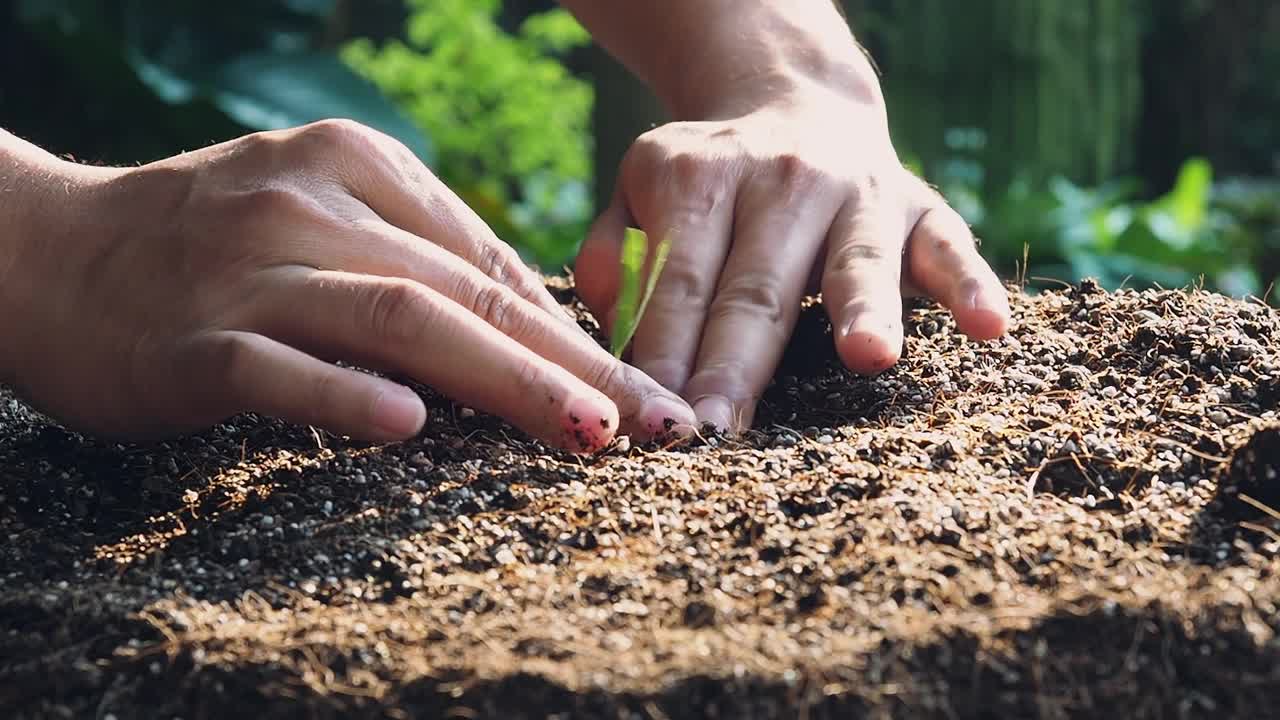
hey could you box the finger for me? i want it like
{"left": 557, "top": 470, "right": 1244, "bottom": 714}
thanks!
{"left": 309, "top": 120, "right": 573, "bottom": 324}
{"left": 258, "top": 270, "right": 694, "bottom": 450}
{"left": 682, "top": 189, "right": 838, "bottom": 432}
{"left": 821, "top": 200, "right": 909, "bottom": 376}
{"left": 905, "top": 204, "right": 1010, "bottom": 339}
{"left": 285, "top": 219, "right": 697, "bottom": 438}
{"left": 623, "top": 159, "right": 738, "bottom": 394}
{"left": 184, "top": 330, "right": 426, "bottom": 442}
{"left": 262, "top": 271, "right": 617, "bottom": 451}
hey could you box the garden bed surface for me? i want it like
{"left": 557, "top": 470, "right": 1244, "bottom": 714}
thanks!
{"left": 3, "top": 280, "right": 1280, "bottom": 718}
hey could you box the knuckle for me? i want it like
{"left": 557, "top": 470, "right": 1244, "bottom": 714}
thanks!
{"left": 205, "top": 333, "right": 259, "bottom": 390}
{"left": 302, "top": 118, "right": 377, "bottom": 149}
{"left": 829, "top": 241, "right": 891, "bottom": 275}
{"left": 306, "top": 368, "right": 342, "bottom": 417}
{"left": 666, "top": 149, "right": 708, "bottom": 182}
{"left": 665, "top": 179, "right": 726, "bottom": 219}
{"left": 709, "top": 275, "right": 788, "bottom": 326}
{"left": 629, "top": 127, "right": 672, "bottom": 159}
{"left": 292, "top": 119, "right": 388, "bottom": 177}
{"left": 931, "top": 209, "right": 978, "bottom": 250}
{"left": 624, "top": 128, "right": 731, "bottom": 219}
{"left": 581, "top": 356, "right": 628, "bottom": 398}
{"left": 473, "top": 241, "right": 522, "bottom": 287}
{"left": 685, "top": 360, "right": 756, "bottom": 405}
{"left": 847, "top": 173, "right": 888, "bottom": 208}
{"left": 510, "top": 355, "right": 545, "bottom": 397}
{"left": 930, "top": 231, "right": 964, "bottom": 259}
{"left": 367, "top": 281, "right": 434, "bottom": 346}
{"left": 468, "top": 282, "right": 522, "bottom": 334}
{"left": 636, "top": 356, "right": 688, "bottom": 393}
{"left": 226, "top": 186, "right": 323, "bottom": 224}
{"left": 655, "top": 262, "right": 716, "bottom": 313}
{"left": 623, "top": 132, "right": 668, "bottom": 178}
{"left": 769, "top": 152, "right": 821, "bottom": 190}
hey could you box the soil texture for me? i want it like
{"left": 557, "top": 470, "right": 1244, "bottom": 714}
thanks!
{"left": 4, "top": 279, "right": 1280, "bottom": 718}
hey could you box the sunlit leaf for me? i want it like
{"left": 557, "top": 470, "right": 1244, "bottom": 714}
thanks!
{"left": 1159, "top": 157, "right": 1213, "bottom": 231}
{"left": 610, "top": 228, "right": 673, "bottom": 358}
{"left": 635, "top": 232, "right": 673, "bottom": 336}
{"left": 610, "top": 228, "right": 648, "bottom": 358}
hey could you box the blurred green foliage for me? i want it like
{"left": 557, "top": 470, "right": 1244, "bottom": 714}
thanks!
{"left": 343, "top": 0, "right": 593, "bottom": 268}
{"left": 3, "top": 0, "right": 1276, "bottom": 298}
{"left": 927, "top": 129, "right": 1279, "bottom": 298}
{"left": 8, "top": 0, "right": 430, "bottom": 163}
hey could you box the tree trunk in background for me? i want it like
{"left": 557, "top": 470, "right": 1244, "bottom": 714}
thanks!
{"left": 845, "top": 0, "right": 1143, "bottom": 189}
{"left": 1138, "top": 0, "right": 1280, "bottom": 188}
{"left": 587, "top": 45, "right": 667, "bottom": 214}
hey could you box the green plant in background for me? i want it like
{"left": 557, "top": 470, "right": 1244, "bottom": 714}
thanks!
{"left": 931, "top": 128, "right": 1271, "bottom": 297}
{"left": 1214, "top": 177, "right": 1280, "bottom": 296}
{"left": 610, "top": 228, "right": 672, "bottom": 358}
{"left": 12, "top": 0, "right": 431, "bottom": 163}
{"left": 343, "top": 0, "right": 593, "bottom": 269}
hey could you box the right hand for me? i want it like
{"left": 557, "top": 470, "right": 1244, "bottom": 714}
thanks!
{"left": 2, "top": 120, "right": 695, "bottom": 450}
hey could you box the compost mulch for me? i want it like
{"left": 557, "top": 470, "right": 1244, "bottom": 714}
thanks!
{"left": 4, "top": 278, "right": 1280, "bottom": 719}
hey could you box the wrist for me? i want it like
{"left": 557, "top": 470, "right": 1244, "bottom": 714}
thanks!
{"left": 648, "top": 4, "right": 885, "bottom": 120}
{"left": 0, "top": 132, "right": 117, "bottom": 386}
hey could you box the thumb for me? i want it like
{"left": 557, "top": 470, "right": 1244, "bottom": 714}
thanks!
{"left": 573, "top": 191, "right": 632, "bottom": 336}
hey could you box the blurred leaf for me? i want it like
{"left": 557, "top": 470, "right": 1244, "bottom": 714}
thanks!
{"left": 209, "top": 51, "right": 432, "bottom": 161}
{"left": 15, "top": 0, "right": 431, "bottom": 165}
{"left": 520, "top": 11, "right": 590, "bottom": 53}
{"left": 636, "top": 234, "right": 673, "bottom": 337}
{"left": 344, "top": 2, "right": 592, "bottom": 268}
{"left": 1157, "top": 157, "right": 1213, "bottom": 231}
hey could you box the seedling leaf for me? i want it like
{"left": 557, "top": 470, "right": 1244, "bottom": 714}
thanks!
{"left": 610, "top": 227, "right": 673, "bottom": 358}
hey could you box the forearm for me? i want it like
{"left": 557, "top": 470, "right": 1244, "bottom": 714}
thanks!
{"left": 559, "top": 0, "right": 881, "bottom": 119}
{"left": 0, "top": 131, "right": 111, "bottom": 384}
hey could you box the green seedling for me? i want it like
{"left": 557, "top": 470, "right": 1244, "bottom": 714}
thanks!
{"left": 610, "top": 227, "right": 673, "bottom": 358}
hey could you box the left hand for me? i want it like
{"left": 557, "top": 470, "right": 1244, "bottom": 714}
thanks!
{"left": 575, "top": 83, "right": 1010, "bottom": 432}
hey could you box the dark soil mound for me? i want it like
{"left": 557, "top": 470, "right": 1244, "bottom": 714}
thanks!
{"left": 4, "top": 280, "right": 1280, "bottom": 719}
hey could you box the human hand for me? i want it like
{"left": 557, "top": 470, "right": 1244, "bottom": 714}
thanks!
{"left": 1, "top": 121, "right": 694, "bottom": 449}
{"left": 575, "top": 82, "right": 1010, "bottom": 432}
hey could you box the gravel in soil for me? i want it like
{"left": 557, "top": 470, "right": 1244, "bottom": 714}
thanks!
{"left": 4, "top": 278, "right": 1280, "bottom": 718}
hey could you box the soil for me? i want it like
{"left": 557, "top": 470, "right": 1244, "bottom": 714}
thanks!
{"left": 4, "top": 278, "right": 1280, "bottom": 719}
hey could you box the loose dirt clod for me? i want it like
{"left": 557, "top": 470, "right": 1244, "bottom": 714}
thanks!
{"left": 3, "top": 279, "right": 1280, "bottom": 719}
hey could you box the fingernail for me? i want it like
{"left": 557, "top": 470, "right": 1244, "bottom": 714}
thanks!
{"left": 836, "top": 318, "right": 901, "bottom": 375}
{"left": 561, "top": 394, "right": 619, "bottom": 452}
{"left": 371, "top": 385, "right": 426, "bottom": 438}
{"left": 969, "top": 286, "right": 1009, "bottom": 316}
{"left": 838, "top": 310, "right": 868, "bottom": 341}
{"left": 692, "top": 394, "right": 735, "bottom": 433}
{"left": 638, "top": 395, "right": 697, "bottom": 437}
